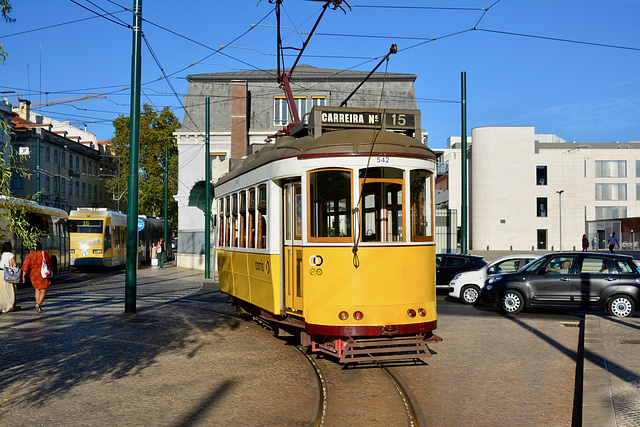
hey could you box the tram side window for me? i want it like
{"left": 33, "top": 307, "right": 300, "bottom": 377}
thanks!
{"left": 239, "top": 192, "right": 247, "bottom": 247}
{"left": 410, "top": 170, "right": 433, "bottom": 241}
{"left": 223, "top": 196, "right": 230, "bottom": 246}
{"left": 218, "top": 199, "right": 225, "bottom": 246}
{"left": 248, "top": 189, "right": 256, "bottom": 248}
{"left": 359, "top": 167, "right": 404, "bottom": 243}
{"left": 232, "top": 194, "right": 238, "bottom": 247}
{"left": 309, "top": 169, "right": 352, "bottom": 241}
{"left": 257, "top": 185, "right": 267, "bottom": 249}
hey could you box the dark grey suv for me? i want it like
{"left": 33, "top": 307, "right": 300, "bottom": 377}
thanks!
{"left": 479, "top": 252, "right": 640, "bottom": 317}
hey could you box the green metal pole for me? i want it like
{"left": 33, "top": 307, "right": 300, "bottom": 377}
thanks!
{"left": 461, "top": 71, "right": 468, "bottom": 255}
{"left": 204, "top": 97, "right": 211, "bottom": 279}
{"left": 36, "top": 134, "right": 41, "bottom": 204}
{"left": 164, "top": 144, "right": 168, "bottom": 250}
{"left": 125, "top": 0, "right": 142, "bottom": 313}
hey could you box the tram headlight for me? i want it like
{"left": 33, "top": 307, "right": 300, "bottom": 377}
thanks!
{"left": 93, "top": 249, "right": 103, "bottom": 254}
{"left": 407, "top": 308, "right": 417, "bottom": 318}
{"left": 418, "top": 308, "right": 427, "bottom": 317}
{"left": 353, "top": 311, "right": 364, "bottom": 321}
{"left": 70, "top": 249, "right": 75, "bottom": 253}
{"left": 338, "top": 311, "right": 349, "bottom": 321}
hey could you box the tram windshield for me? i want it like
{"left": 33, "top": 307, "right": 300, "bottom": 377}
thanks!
{"left": 360, "top": 167, "right": 404, "bottom": 243}
{"left": 70, "top": 219, "right": 103, "bottom": 234}
{"left": 309, "top": 169, "right": 352, "bottom": 240}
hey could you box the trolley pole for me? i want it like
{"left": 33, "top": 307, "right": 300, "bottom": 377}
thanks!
{"left": 461, "top": 71, "right": 468, "bottom": 255}
{"left": 204, "top": 97, "right": 211, "bottom": 279}
{"left": 125, "top": 0, "right": 142, "bottom": 313}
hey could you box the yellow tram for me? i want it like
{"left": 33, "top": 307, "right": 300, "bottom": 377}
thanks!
{"left": 69, "top": 208, "right": 127, "bottom": 267}
{"left": 216, "top": 107, "right": 438, "bottom": 362}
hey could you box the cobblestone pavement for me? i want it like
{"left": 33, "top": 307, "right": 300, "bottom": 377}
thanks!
{"left": 0, "top": 261, "right": 638, "bottom": 426}
{"left": 0, "top": 264, "right": 318, "bottom": 426}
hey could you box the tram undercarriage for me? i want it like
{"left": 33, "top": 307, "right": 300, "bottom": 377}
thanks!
{"left": 233, "top": 298, "right": 441, "bottom": 364}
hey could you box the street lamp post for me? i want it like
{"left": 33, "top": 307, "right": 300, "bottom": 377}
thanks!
{"left": 557, "top": 190, "right": 564, "bottom": 251}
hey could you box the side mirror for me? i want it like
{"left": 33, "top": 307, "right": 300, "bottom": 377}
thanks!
{"left": 487, "top": 267, "right": 496, "bottom": 275}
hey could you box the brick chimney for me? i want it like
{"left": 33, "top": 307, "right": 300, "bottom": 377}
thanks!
{"left": 230, "top": 80, "right": 248, "bottom": 159}
{"left": 18, "top": 99, "right": 31, "bottom": 122}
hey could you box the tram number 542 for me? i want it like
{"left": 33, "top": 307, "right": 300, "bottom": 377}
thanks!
{"left": 377, "top": 157, "right": 390, "bottom": 164}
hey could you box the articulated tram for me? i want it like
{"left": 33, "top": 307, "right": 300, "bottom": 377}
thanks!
{"left": 215, "top": 107, "right": 439, "bottom": 363}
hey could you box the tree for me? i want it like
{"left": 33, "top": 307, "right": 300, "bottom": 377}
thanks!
{"left": 110, "top": 104, "right": 181, "bottom": 228}
{"left": 1, "top": 0, "right": 15, "bottom": 64}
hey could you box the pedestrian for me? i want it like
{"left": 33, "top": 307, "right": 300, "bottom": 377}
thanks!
{"left": 21, "top": 242, "right": 53, "bottom": 313}
{"left": 581, "top": 234, "right": 589, "bottom": 252}
{"left": 157, "top": 237, "right": 167, "bottom": 268}
{"left": 592, "top": 236, "right": 598, "bottom": 251}
{"left": 0, "top": 242, "right": 21, "bottom": 313}
{"left": 608, "top": 232, "right": 619, "bottom": 254}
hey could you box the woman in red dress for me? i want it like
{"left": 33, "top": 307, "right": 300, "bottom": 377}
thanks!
{"left": 21, "top": 242, "right": 53, "bottom": 313}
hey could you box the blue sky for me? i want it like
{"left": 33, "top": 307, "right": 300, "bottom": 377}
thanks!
{"left": 1, "top": 0, "right": 638, "bottom": 149}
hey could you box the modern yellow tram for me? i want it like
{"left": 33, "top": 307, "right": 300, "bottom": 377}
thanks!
{"left": 69, "top": 208, "right": 127, "bottom": 267}
{"left": 215, "top": 107, "right": 439, "bottom": 362}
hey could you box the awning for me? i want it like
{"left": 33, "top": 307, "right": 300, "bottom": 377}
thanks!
{"left": 188, "top": 181, "right": 215, "bottom": 211}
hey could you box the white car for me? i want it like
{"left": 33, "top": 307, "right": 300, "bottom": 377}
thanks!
{"left": 448, "top": 254, "right": 539, "bottom": 304}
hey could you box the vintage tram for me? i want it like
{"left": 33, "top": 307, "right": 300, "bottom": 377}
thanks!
{"left": 215, "top": 107, "right": 438, "bottom": 362}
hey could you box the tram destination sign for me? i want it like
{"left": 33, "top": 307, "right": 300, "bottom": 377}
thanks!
{"left": 312, "top": 107, "right": 418, "bottom": 132}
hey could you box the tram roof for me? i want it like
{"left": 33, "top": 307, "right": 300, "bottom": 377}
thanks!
{"left": 216, "top": 128, "right": 435, "bottom": 186}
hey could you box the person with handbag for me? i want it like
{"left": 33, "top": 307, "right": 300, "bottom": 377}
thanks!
{"left": 157, "top": 237, "right": 167, "bottom": 268}
{"left": 0, "top": 241, "right": 22, "bottom": 313}
{"left": 21, "top": 242, "right": 53, "bottom": 314}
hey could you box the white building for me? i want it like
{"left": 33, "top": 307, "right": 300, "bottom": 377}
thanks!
{"left": 437, "top": 126, "right": 640, "bottom": 251}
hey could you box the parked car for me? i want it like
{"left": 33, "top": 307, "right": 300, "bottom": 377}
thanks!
{"left": 479, "top": 252, "right": 640, "bottom": 317}
{"left": 436, "top": 254, "right": 487, "bottom": 290}
{"left": 448, "top": 254, "right": 539, "bottom": 304}
{"left": 172, "top": 237, "right": 178, "bottom": 252}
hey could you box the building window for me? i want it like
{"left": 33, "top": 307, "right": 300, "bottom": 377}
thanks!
{"left": 54, "top": 149, "right": 59, "bottom": 165}
{"left": 82, "top": 159, "right": 87, "bottom": 174}
{"left": 82, "top": 183, "right": 86, "bottom": 198}
{"left": 312, "top": 96, "right": 326, "bottom": 107}
{"left": 636, "top": 160, "right": 640, "bottom": 177}
{"left": 537, "top": 229, "right": 547, "bottom": 250}
{"left": 69, "top": 180, "right": 73, "bottom": 196}
{"left": 536, "top": 197, "right": 547, "bottom": 217}
{"left": 61, "top": 178, "right": 66, "bottom": 195}
{"left": 76, "top": 181, "right": 79, "bottom": 197}
{"left": 61, "top": 152, "right": 66, "bottom": 167}
{"left": 76, "top": 157, "right": 80, "bottom": 171}
{"left": 10, "top": 169, "right": 24, "bottom": 190}
{"left": 68, "top": 154, "right": 73, "bottom": 170}
{"left": 595, "top": 160, "right": 626, "bottom": 178}
{"left": 637, "top": 183, "right": 640, "bottom": 201}
{"left": 274, "top": 96, "right": 307, "bottom": 126}
{"left": 536, "top": 166, "right": 547, "bottom": 185}
{"left": 45, "top": 176, "right": 50, "bottom": 192}
{"left": 596, "top": 206, "right": 627, "bottom": 220}
{"left": 54, "top": 176, "right": 59, "bottom": 193}
{"left": 88, "top": 183, "right": 92, "bottom": 200}
{"left": 596, "top": 183, "right": 627, "bottom": 201}
{"left": 45, "top": 147, "right": 51, "bottom": 163}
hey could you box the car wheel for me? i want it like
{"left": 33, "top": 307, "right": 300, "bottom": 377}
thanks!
{"left": 500, "top": 290, "right": 524, "bottom": 314}
{"left": 607, "top": 295, "right": 635, "bottom": 318}
{"left": 460, "top": 285, "right": 480, "bottom": 304}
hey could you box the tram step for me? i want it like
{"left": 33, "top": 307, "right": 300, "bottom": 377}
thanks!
{"left": 339, "top": 335, "right": 433, "bottom": 364}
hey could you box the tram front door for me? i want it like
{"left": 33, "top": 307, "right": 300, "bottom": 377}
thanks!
{"left": 284, "top": 181, "right": 304, "bottom": 314}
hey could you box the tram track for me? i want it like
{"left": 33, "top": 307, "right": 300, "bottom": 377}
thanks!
{"left": 297, "top": 346, "right": 424, "bottom": 427}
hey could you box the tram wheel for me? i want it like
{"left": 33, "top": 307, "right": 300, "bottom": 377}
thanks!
{"left": 460, "top": 285, "right": 480, "bottom": 304}
{"left": 500, "top": 290, "right": 524, "bottom": 315}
